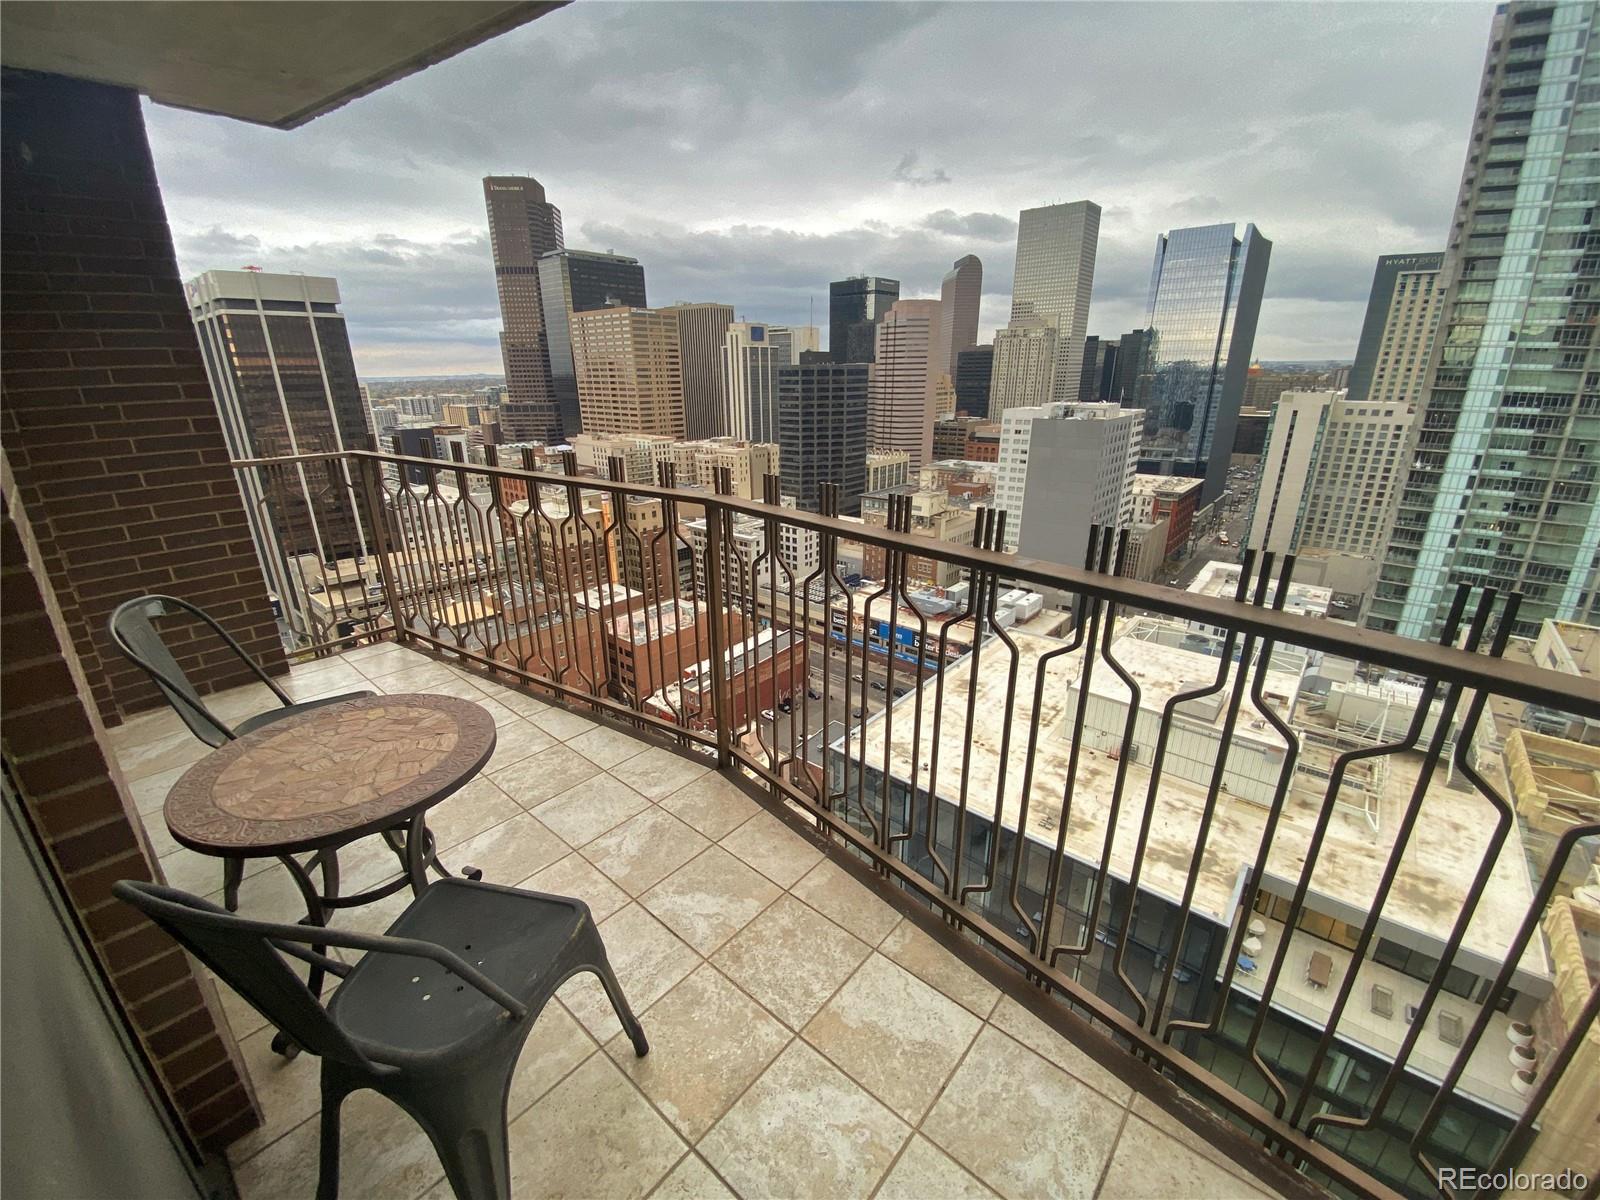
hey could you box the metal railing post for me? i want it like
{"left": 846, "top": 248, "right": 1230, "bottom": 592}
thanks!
{"left": 703, "top": 503, "right": 733, "bottom": 768}
{"left": 356, "top": 440, "right": 408, "bottom": 647}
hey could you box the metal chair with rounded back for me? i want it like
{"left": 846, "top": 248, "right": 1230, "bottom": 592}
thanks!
{"left": 108, "top": 594, "right": 372, "bottom": 906}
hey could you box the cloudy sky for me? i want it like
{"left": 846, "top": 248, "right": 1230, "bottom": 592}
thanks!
{"left": 146, "top": 2, "right": 1492, "bottom": 378}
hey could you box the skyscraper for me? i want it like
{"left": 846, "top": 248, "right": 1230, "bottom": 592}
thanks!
{"left": 1371, "top": 3, "right": 1600, "bottom": 639}
{"left": 1135, "top": 222, "right": 1271, "bottom": 504}
{"left": 1000, "top": 403, "right": 1141, "bottom": 561}
{"left": 777, "top": 358, "right": 869, "bottom": 514}
{"left": 1346, "top": 252, "right": 1444, "bottom": 406}
{"left": 1246, "top": 390, "right": 1413, "bottom": 568}
{"left": 722, "top": 323, "right": 784, "bottom": 443}
{"left": 571, "top": 307, "right": 683, "bottom": 439}
{"left": 1009, "top": 200, "right": 1100, "bottom": 403}
{"left": 483, "top": 175, "right": 564, "bottom": 441}
{"left": 1078, "top": 335, "right": 1121, "bottom": 403}
{"left": 721, "top": 323, "right": 819, "bottom": 441}
{"left": 829, "top": 275, "right": 900, "bottom": 362}
{"left": 867, "top": 299, "right": 941, "bottom": 468}
{"left": 938, "top": 255, "right": 983, "bottom": 378}
{"left": 538, "top": 249, "right": 647, "bottom": 440}
{"left": 769, "top": 324, "right": 821, "bottom": 364}
{"left": 664, "top": 302, "right": 735, "bottom": 440}
{"left": 186, "top": 268, "right": 373, "bottom": 641}
{"left": 1108, "top": 329, "right": 1149, "bottom": 405}
{"left": 955, "top": 346, "right": 994, "bottom": 417}
{"left": 987, "top": 320, "right": 1058, "bottom": 418}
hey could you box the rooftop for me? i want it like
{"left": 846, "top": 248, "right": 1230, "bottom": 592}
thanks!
{"left": 608, "top": 598, "right": 704, "bottom": 642}
{"left": 1187, "top": 561, "right": 1333, "bottom": 619}
{"left": 109, "top": 647, "right": 1302, "bottom": 1200}
{"left": 1131, "top": 473, "right": 1205, "bottom": 499}
{"left": 852, "top": 624, "right": 1549, "bottom": 1108}
{"left": 1544, "top": 619, "right": 1600, "bottom": 679}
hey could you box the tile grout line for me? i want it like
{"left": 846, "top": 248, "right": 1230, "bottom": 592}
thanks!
{"left": 1090, "top": 1103, "right": 1135, "bottom": 1200}
{"left": 639, "top": 1147, "right": 694, "bottom": 1200}
{"left": 684, "top": 882, "right": 895, "bottom": 1193}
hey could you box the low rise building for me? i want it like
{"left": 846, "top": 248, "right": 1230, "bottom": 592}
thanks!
{"left": 1130, "top": 473, "right": 1202, "bottom": 559}
{"left": 859, "top": 485, "right": 977, "bottom": 588}
{"left": 864, "top": 450, "right": 911, "bottom": 494}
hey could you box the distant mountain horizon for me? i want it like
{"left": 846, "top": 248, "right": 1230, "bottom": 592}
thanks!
{"left": 363, "top": 373, "right": 506, "bottom": 383}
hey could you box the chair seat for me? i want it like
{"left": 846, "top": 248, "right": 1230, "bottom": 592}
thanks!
{"left": 329, "top": 878, "right": 586, "bottom": 1057}
{"left": 235, "top": 690, "right": 373, "bottom": 736}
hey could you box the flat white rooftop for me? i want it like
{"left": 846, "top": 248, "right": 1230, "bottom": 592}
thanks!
{"left": 853, "top": 626, "right": 1547, "bottom": 984}
{"left": 1188, "top": 561, "right": 1332, "bottom": 620}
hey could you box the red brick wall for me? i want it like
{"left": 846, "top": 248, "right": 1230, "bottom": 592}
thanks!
{"left": 2, "top": 452, "right": 261, "bottom": 1152}
{"left": 0, "top": 68, "right": 287, "bottom": 727}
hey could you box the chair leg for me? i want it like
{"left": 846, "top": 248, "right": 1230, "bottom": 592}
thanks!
{"left": 222, "top": 856, "right": 244, "bottom": 912}
{"left": 316, "top": 1073, "right": 351, "bottom": 1200}
{"left": 591, "top": 954, "right": 649, "bottom": 1057}
{"left": 405, "top": 1085, "right": 513, "bottom": 1200}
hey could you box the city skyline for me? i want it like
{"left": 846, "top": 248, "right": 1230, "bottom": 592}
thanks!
{"left": 144, "top": 3, "right": 1493, "bottom": 376}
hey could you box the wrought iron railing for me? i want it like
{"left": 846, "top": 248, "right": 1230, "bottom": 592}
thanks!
{"left": 232, "top": 444, "right": 1600, "bottom": 1200}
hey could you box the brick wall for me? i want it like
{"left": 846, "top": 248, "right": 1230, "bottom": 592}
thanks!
{"left": 0, "top": 68, "right": 287, "bottom": 727}
{"left": 2, "top": 452, "right": 261, "bottom": 1152}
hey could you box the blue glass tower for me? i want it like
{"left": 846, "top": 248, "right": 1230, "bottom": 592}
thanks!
{"left": 1370, "top": 1, "right": 1600, "bottom": 640}
{"left": 1135, "top": 223, "right": 1271, "bottom": 505}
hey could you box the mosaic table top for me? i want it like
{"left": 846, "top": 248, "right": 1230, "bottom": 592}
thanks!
{"left": 165, "top": 693, "right": 496, "bottom": 855}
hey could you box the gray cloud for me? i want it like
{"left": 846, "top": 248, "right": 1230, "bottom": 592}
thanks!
{"left": 892, "top": 152, "right": 952, "bottom": 187}
{"left": 921, "top": 210, "right": 1017, "bottom": 240}
{"left": 146, "top": 1, "right": 1495, "bottom": 374}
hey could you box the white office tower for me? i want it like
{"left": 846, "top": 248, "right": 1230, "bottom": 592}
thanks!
{"left": 1246, "top": 390, "right": 1414, "bottom": 597}
{"left": 996, "top": 402, "right": 1140, "bottom": 560}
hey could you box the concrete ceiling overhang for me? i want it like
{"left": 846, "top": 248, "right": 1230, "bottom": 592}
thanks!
{"left": 0, "top": 0, "right": 566, "bottom": 129}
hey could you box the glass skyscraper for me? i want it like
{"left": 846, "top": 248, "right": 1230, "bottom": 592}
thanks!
{"left": 777, "top": 359, "right": 869, "bottom": 514}
{"left": 1370, "top": 2, "right": 1600, "bottom": 640}
{"left": 1134, "top": 223, "right": 1271, "bottom": 505}
{"left": 829, "top": 275, "right": 900, "bottom": 363}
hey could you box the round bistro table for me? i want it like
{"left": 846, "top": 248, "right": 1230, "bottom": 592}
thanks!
{"left": 165, "top": 692, "right": 497, "bottom": 1048}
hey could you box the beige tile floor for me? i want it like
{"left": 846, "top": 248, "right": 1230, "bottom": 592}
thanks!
{"left": 110, "top": 645, "right": 1294, "bottom": 1200}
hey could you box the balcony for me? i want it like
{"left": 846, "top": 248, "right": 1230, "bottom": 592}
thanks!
{"left": 15, "top": 10, "right": 1593, "bottom": 1200}
{"left": 177, "top": 444, "right": 1597, "bottom": 1200}
{"left": 108, "top": 645, "right": 1306, "bottom": 1200}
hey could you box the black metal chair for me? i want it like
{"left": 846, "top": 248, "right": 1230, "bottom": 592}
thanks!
{"left": 108, "top": 594, "right": 373, "bottom": 907}
{"left": 108, "top": 594, "right": 371, "bottom": 749}
{"left": 114, "top": 878, "right": 649, "bottom": 1200}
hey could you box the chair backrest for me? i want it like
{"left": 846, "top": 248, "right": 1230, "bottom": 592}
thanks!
{"left": 112, "top": 880, "right": 371, "bottom": 1069}
{"left": 107, "top": 595, "right": 284, "bottom": 747}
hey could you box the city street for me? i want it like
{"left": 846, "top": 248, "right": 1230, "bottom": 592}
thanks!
{"left": 743, "top": 646, "right": 917, "bottom": 763}
{"left": 1170, "top": 469, "right": 1258, "bottom": 589}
